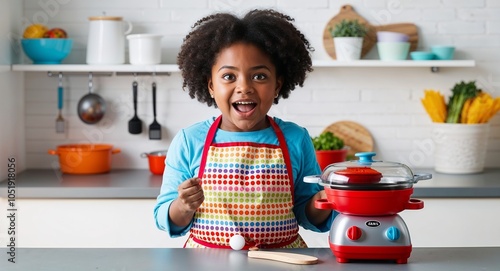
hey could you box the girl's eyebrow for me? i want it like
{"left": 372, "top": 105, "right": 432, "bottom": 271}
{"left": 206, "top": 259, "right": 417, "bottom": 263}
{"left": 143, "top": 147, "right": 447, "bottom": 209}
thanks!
{"left": 217, "top": 65, "right": 271, "bottom": 72}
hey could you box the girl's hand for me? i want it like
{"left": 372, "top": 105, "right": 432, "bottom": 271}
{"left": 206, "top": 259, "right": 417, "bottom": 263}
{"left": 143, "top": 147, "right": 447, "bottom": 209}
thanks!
{"left": 177, "top": 177, "right": 205, "bottom": 213}
{"left": 169, "top": 177, "right": 205, "bottom": 228}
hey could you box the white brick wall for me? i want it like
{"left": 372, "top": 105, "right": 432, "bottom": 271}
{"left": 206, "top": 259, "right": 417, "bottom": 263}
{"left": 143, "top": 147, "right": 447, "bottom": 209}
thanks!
{"left": 18, "top": 0, "right": 500, "bottom": 170}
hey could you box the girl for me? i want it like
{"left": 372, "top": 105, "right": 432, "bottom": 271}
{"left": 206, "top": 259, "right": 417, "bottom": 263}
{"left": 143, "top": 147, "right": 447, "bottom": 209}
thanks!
{"left": 154, "top": 9, "right": 334, "bottom": 249}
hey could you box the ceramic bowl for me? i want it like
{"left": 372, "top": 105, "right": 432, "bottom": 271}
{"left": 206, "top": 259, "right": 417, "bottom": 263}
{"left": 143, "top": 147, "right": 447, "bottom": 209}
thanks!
{"left": 376, "top": 31, "right": 409, "bottom": 42}
{"left": 431, "top": 46, "right": 455, "bottom": 60}
{"left": 410, "top": 51, "right": 436, "bottom": 60}
{"left": 377, "top": 42, "right": 410, "bottom": 61}
{"left": 21, "top": 38, "right": 72, "bottom": 64}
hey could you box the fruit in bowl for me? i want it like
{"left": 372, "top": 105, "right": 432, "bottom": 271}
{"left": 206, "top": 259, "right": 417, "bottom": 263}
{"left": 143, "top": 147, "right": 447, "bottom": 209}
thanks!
{"left": 21, "top": 24, "right": 72, "bottom": 64}
{"left": 23, "top": 24, "right": 49, "bottom": 38}
{"left": 43, "top": 28, "right": 68, "bottom": 38}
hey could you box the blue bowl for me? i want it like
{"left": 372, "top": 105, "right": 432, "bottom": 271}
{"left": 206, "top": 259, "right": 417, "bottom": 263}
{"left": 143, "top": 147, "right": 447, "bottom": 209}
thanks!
{"left": 410, "top": 51, "right": 436, "bottom": 60}
{"left": 431, "top": 46, "right": 455, "bottom": 60}
{"left": 21, "top": 38, "right": 72, "bottom": 64}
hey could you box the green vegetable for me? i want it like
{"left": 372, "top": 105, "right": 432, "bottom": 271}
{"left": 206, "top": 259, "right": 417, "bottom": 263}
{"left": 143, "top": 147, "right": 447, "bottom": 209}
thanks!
{"left": 330, "top": 19, "right": 367, "bottom": 38}
{"left": 446, "top": 81, "right": 480, "bottom": 123}
{"left": 311, "top": 131, "right": 345, "bottom": 151}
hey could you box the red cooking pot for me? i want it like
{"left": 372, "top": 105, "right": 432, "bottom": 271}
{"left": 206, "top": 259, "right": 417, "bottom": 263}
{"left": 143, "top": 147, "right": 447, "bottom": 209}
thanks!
{"left": 141, "top": 150, "right": 167, "bottom": 175}
{"left": 304, "top": 152, "right": 431, "bottom": 216}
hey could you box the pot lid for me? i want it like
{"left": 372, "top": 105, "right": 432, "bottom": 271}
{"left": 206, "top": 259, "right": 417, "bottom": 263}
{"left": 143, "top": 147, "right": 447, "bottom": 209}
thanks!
{"left": 317, "top": 152, "right": 430, "bottom": 188}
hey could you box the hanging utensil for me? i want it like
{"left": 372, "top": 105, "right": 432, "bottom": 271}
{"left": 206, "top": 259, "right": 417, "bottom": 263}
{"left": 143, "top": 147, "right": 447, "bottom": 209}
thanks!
{"left": 128, "top": 78, "right": 142, "bottom": 134}
{"left": 77, "top": 72, "right": 106, "bottom": 124}
{"left": 55, "top": 72, "right": 65, "bottom": 133}
{"left": 148, "top": 81, "right": 161, "bottom": 140}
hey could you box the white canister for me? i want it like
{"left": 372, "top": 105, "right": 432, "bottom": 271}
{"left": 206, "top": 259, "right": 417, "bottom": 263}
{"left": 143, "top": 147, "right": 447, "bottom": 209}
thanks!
{"left": 127, "top": 34, "right": 163, "bottom": 65}
{"left": 86, "top": 16, "right": 133, "bottom": 65}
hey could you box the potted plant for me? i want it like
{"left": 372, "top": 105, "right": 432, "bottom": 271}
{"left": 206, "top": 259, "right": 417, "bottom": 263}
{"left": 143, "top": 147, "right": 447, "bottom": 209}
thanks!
{"left": 311, "top": 131, "right": 348, "bottom": 170}
{"left": 330, "top": 19, "right": 367, "bottom": 61}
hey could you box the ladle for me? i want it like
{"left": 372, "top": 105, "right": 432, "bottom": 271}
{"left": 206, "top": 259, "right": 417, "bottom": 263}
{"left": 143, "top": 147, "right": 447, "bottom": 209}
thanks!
{"left": 77, "top": 72, "right": 106, "bottom": 124}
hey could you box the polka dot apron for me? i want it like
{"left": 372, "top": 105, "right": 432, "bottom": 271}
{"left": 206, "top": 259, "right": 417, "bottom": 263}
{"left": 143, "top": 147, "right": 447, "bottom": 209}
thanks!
{"left": 184, "top": 116, "right": 307, "bottom": 249}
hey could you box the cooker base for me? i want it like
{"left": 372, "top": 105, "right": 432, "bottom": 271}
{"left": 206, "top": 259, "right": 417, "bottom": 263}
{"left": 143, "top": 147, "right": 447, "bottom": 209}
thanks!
{"left": 329, "top": 243, "right": 411, "bottom": 264}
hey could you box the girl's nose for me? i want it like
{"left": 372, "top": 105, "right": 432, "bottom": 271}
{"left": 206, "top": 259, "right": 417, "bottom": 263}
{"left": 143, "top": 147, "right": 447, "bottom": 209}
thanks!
{"left": 236, "top": 77, "right": 253, "bottom": 94}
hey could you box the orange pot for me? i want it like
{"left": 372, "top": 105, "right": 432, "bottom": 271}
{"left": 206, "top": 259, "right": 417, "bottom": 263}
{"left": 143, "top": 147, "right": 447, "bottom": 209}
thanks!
{"left": 315, "top": 149, "right": 348, "bottom": 171}
{"left": 48, "top": 144, "right": 120, "bottom": 174}
{"left": 141, "top": 150, "right": 167, "bottom": 175}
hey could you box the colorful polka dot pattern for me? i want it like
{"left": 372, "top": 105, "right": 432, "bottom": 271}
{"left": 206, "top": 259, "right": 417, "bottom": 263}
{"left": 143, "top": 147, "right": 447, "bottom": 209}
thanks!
{"left": 190, "top": 144, "right": 299, "bottom": 247}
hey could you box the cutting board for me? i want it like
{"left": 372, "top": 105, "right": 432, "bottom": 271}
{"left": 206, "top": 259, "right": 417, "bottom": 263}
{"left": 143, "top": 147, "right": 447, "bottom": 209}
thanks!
{"left": 323, "top": 121, "right": 374, "bottom": 157}
{"left": 323, "top": 5, "right": 418, "bottom": 60}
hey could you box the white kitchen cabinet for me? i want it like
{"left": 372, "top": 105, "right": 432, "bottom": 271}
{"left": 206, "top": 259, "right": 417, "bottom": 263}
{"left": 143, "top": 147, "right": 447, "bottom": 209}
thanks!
{"left": 1, "top": 198, "right": 498, "bottom": 248}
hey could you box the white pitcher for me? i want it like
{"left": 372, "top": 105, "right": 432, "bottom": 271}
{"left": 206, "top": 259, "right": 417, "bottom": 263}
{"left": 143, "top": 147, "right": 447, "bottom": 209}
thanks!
{"left": 86, "top": 16, "right": 133, "bottom": 65}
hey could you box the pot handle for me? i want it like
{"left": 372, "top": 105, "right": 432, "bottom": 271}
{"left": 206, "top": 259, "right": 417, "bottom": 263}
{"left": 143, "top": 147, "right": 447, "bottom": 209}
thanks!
{"left": 314, "top": 199, "right": 337, "bottom": 210}
{"left": 48, "top": 150, "right": 58, "bottom": 155}
{"left": 405, "top": 198, "right": 424, "bottom": 210}
{"left": 140, "top": 152, "right": 148, "bottom": 158}
{"left": 413, "top": 173, "right": 432, "bottom": 183}
{"left": 111, "top": 149, "right": 121, "bottom": 154}
{"left": 304, "top": 175, "right": 321, "bottom": 183}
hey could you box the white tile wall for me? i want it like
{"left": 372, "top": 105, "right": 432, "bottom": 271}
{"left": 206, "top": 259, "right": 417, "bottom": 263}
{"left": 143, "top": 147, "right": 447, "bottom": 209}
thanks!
{"left": 18, "top": 0, "right": 500, "bottom": 170}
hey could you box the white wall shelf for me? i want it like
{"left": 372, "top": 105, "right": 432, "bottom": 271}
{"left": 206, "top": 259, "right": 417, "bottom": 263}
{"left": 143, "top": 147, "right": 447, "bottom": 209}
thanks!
{"left": 312, "top": 60, "right": 476, "bottom": 72}
{"left": 10, "top": 60, "right": 475, "bottom": 74}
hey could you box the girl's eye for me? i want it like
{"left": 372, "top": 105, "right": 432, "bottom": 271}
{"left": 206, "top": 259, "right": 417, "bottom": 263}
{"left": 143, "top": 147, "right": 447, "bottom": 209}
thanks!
{"left": 253, "top": 73, "right": 267, "bottom": 80}
{"left": 222, "top": 74, "right": 235, "bottom": 81}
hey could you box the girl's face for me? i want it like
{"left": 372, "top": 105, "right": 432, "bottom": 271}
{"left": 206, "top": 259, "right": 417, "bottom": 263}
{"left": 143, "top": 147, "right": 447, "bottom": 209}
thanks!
{"left": 208, "top": 42, "right": 282, "bottom": 132}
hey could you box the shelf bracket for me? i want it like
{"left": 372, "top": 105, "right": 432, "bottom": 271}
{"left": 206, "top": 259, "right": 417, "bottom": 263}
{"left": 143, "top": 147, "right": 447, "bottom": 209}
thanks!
{"left": 431, "top": 67, "right": 440, "bottom": 73}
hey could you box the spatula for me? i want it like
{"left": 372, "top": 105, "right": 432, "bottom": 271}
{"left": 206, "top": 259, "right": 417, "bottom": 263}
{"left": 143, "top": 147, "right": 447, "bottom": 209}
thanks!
{"left": 149, "top": 81, "right": 161, "bottom": 140}
{"left": 128, "top": 80, "right": 142, "bottom": 134}
{"left": 55, "top": 72, "right": 65, "bottom": 133}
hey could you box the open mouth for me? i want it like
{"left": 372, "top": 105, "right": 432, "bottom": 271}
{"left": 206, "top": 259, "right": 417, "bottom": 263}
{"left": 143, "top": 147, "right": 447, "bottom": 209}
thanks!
{"left": 232, "top": 101, "right": 257, "bottom": 113}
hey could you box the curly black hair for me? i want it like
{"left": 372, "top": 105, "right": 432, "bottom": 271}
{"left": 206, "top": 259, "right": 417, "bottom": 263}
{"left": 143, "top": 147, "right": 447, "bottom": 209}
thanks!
{"left": 177, "top": 9, "right": 314, "bottom": 108}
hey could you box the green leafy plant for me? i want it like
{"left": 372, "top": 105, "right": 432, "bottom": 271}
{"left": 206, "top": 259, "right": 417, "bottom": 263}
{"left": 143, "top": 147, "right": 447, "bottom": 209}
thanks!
{"left": 311, "top": 131, "right": 345, "bottom": 151}
{"left": 330, "top": 19, "right": 367, "bottom": 38}
{"left": 446, "top": 80, "right": 481, "bottom": 123}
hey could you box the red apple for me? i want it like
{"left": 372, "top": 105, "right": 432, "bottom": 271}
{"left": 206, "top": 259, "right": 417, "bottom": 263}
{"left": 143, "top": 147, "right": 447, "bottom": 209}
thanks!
{"left": 43, "top": 28, "right": 68, "bottom": 38}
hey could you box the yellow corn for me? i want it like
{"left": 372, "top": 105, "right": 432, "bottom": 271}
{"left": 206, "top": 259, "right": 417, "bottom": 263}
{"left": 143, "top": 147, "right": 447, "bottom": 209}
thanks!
{"left": 460, "top": 98, "right": 473, "bottom": 124}
{"left": 467, "top": 92, "right": 495, "bottom": 124}
{"left": 421, "top": 89, "right": 447, "bottom": 123}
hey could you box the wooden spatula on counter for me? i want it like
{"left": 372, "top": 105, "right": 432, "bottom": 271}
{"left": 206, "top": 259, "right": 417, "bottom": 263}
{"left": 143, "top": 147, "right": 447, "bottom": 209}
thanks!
{"left": 248, "top": 250, "right": 318, "bottom": 265}
{"left": 323, "top": 4, "right": 418, "bottom": 59}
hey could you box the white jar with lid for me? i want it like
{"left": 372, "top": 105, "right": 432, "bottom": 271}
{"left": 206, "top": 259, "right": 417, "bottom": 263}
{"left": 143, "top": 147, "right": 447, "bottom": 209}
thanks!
{"left": 86, "top": 16, "right": 133, "bottom": 64}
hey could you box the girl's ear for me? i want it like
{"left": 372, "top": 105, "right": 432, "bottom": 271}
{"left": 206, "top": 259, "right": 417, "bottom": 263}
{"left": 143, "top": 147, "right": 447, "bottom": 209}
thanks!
{"left": 207, "top": 78, "right": 214, "bottom": 96}
{"left": 275, "top": 76, "right": 283, "bottom": 97}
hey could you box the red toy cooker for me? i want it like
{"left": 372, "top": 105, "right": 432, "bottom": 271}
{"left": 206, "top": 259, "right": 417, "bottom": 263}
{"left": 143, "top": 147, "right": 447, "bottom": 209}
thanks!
{"left": 304, "top": 152, "right": 431, "bottom": 264}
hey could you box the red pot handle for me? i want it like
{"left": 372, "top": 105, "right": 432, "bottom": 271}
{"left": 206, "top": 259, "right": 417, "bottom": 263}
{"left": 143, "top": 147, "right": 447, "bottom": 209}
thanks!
{"left": 314, "top": 199, "right": 337, "bottom": 210}
{"left": 48, "top": 150, "right": 58, "bottom": 155}
{"left": 111, "top": 148, "right": 121, "bottom": 154}
{"left": 405, "top": 198, "right": 424, "bottom": 210}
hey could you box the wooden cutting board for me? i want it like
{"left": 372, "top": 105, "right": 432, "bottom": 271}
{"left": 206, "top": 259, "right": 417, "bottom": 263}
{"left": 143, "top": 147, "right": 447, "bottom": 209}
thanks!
{"left": 323, "top": 5, "right": 418, "bottom": 60}
{"left": 323, "top": 121, "right": 374, "bottom": 157}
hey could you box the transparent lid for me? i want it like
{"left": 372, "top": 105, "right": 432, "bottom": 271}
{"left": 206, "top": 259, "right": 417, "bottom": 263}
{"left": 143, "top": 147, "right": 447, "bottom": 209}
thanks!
{"left": 319, "top": 152, "right": 416, "bottom": 186}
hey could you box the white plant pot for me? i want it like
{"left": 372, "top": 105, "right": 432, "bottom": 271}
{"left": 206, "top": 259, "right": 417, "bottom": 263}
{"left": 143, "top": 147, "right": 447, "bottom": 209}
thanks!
{"left": 432, "top": 123, "right": 490, "bottom": 174}
{"left": 333, "top": 37, "right": 363, "bottom": 61}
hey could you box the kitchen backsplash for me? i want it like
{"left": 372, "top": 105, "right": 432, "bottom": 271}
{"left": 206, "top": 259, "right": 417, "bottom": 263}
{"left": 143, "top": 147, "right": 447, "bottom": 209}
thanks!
{"left": 19, "top": 0, "right": 500, "bottom": 170}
